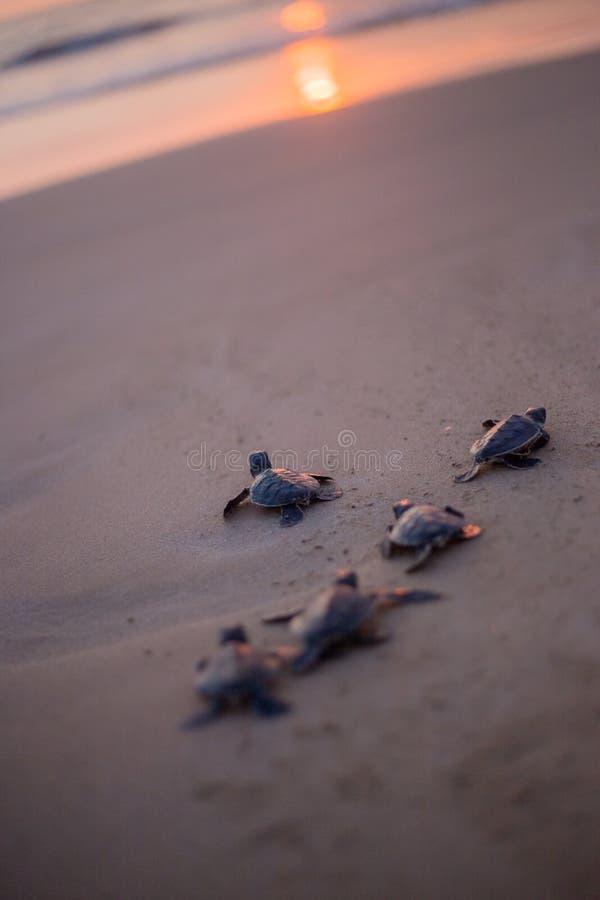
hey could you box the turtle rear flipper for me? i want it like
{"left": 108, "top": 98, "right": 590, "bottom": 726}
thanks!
{"left": 503, "top": 454, "right": 541, "bottom": 470}
{"left": 252, "top": 690, "right": 290, "bottom": 717}
{"left": 378, "top": 588, "right": 441, "bottom": 607}
{"left": 280, "top": 504, "right": 304, "bottom": 527}
{"left": 223, "top": 487, "right": 250, "bottom": 517}
{"left": 454, "top": 462, "right": 480, "bottom": 483}
{"left": 180, "top": 701, "right": 224, "bottom": 729}
{"left": 316, "top": 484, "right": 343, "bottom": 501}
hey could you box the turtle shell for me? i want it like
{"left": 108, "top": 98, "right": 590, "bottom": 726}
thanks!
{"left": 390, "top": 504, "right": 464, "bottom": 548}
{"left": 196, "top": 643, "right": 277, "bottom": 700}
{"left": 471, "top": 414, "right": 542, "bottom": 462}
{"left": 250, "top": 467, "right": 320, "bottom": 507}
{"left": 291, "top": 585, "right": 376, "bottom": 644}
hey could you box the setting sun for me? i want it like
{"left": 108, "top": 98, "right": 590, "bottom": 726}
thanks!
{"left": 280, "top": 1, "right": 327, "bottom": 34}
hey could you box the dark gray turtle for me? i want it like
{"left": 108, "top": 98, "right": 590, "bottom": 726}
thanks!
{"left": 454, "top": 406, "right": 549, "bottom": 483}
{"left": 263, "top": 570, "right": 440, "bottom": 672}
{"left": 382, "top": 500, "right": 481, "bottom": 571}
{"left": 181, "top": 625, "right": 290, "bottom": 727}
{"left": 223, "top": 450, "right": 342, "bottom": 527}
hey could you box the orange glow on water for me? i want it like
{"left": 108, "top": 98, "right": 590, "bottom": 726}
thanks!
{"left": 284, "top": 39, "right": 343, "bottom": 113}
{"left": 280, "top": 1, "right": 327, "bottom": 34}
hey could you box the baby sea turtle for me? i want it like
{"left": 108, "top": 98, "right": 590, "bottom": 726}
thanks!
{"left": 454, "top": 406, "right": 549, "bottom": 483}
{"left": 223, "top": 450, "right": 342, "bottom": 527}
{"left": 382, "top": 500, "right": 481, "bottom": 571}
{"left": 181, "top": 625, "right": 290, "bottom": 727}
{"left": 263, "top": 570, "right": 440, "bottom": 672}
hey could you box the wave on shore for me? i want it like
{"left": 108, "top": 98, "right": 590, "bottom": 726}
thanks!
{"left": 0, "top": 0, "right": 503, "bottom": 117}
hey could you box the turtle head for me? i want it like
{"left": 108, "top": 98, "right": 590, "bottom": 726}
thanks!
{"left": 219, "top": 624, "right": 248, "bottom": 645}
{"left": 334, "top": 569, "right": 358, "bottom": 589}
{"left": 393, "top": 499, "right": 414, "bottom": 520}
{"left": 525, "top": 407, "right": 546, "bottom": 425}
{"left": 249, "top": 451, "right": 271, "bottom": 476}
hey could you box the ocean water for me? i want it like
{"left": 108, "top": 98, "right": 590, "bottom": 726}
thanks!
{"left": 0, "top": 0, "right": 502, "bottom": 117}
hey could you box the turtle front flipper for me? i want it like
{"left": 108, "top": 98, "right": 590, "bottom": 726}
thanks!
{"left": 406, "top": 543, "right": 433, "bottom": 572}
{"left": 223, "top": 487, "right": 250, "bottom": 517}
{"left": 261, "top": 607, "right": 304, "bottom": 624}
{"left": 532, "top": 431, "right": 550, "bottom": 450}
{"left": 251, "top": 689, "right": 290, "bottom": 717}
{"left": 180, "top": 701, "right": 224, "bottom": 729}
{"left": 381, "top": 533, "right": 394, "bottom": 559}
{"left": 444, "top": 505, "right": 464, "bottom": 518}
{"left": 291, "top": 642, "right": 324, "bottom": 672}
{"left": 280, "top": 504, "right": 304, "bottom": 527}
{"left": 482, "top": 418, "right": 499, "bottom": 428}
{"left": 453, "top": 462, "right": 480, "bottom": 483}
{"left": 502, "top": 454, "right": 542, "bottom": 470}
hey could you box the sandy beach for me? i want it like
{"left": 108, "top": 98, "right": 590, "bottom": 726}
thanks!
{"left": 1, "top": 34, "right": 600, "bottom": 900}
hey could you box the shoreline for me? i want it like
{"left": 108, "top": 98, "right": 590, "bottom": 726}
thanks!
{"left": 1, "top": 0, "right": 600, "bottom": 200}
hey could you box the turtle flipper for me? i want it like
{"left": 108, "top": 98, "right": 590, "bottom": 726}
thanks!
{"left": 459, "top": 523, "right": 482, "bottom": 540}
{"left": 406, "top": 543, "right": 433, "bottom": 572}
{"left": 482, "top": 418, "right": 499, "bottom": 428}
{"left": 251, "top": 690, "right": 290, "bottom": 717}
{"left": 307, "top": 473, "right": 334, "bottom": 482}
{"left": 261, "top": 607, "right": 304, "bottom": 625}
{"left": 444, "top": 505, "right": 465, "bottom": 518}
{"left": 180, "top": 702, "right": 223, "bottom": 729}
{"left": 454, "top": 462, "right": 480, "bottom": 483}
{"left": 223, "top": 487, "right": 250, "bottom": 517}
{"left": 315, "top": 484, "right": 343, "bottom": 501}
{"left": 379, "top": 588, "right": 441, "bottom": 606}
{"left": 291, "top": 642, "right": 324, "bottom": 673}
{"left": 381, "top": 534, "right": 394, "bottom": 559}
{"left": 280, "top": 504, "right": 304, "bottom": 526}
{"left": 502, "top": 454, "right": 542, "bottom": 470}
{"left": 532, "top": 431, "right": 550, "bottom": 450}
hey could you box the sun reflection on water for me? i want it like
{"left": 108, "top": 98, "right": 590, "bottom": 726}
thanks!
{"left": 284, "top": 38, "right": 343, "bottom": 114}
{"left": 279, "top": 1, "right": 342, "bottom": 114}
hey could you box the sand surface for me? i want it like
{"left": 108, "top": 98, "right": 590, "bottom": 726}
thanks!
{"left": 1, "top": 49, "right": 600, "bottom": 899}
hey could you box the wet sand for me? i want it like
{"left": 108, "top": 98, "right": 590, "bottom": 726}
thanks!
{"left": 1, "top": 49, "right": 600, "bottom": 899}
